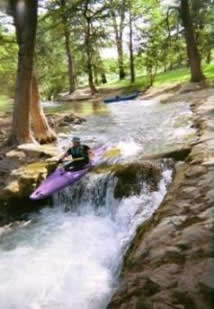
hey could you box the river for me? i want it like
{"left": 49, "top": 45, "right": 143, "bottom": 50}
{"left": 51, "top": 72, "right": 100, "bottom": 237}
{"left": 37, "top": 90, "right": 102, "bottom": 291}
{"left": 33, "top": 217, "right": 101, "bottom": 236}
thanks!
{"left": 0, "top": 97, "right": 196, "bottom": 309}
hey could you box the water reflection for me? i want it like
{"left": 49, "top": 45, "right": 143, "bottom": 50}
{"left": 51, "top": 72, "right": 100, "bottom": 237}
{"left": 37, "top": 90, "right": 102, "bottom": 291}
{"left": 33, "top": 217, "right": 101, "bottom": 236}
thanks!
{"left": 44, "top": 100, "right": 109, "bottom": 117}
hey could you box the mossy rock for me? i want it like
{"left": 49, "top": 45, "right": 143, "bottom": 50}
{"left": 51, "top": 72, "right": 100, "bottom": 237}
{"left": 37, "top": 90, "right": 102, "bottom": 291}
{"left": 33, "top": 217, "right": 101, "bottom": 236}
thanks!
{"left": 0, "top": 161, "right": 57, "bottom": 201}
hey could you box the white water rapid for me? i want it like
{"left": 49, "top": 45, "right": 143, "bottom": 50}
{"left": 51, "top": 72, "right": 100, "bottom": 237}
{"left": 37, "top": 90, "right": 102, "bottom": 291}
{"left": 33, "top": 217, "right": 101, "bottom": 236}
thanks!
{"left": 0, "top": 98, "right": 196, "bottom": 309}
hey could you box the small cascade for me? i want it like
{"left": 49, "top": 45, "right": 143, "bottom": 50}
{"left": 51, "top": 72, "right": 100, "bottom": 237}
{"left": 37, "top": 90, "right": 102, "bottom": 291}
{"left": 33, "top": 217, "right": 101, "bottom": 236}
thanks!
{"left": 0, "top": 96, "right": 196, "bottom": 309}
{"left": 53, "top": 172, "right": 117, "bottom": 213}
{"left": 0, "top": 160, "right": 172, "bottom": 309}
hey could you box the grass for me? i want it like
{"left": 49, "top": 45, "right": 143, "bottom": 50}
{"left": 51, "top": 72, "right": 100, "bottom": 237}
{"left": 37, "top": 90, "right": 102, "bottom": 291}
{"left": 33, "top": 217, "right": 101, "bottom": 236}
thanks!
{"left": 154, "top": 68, "right": 190, "bottom": 86}
{"left": 204, "top": 62, "right": 214, "bottom": 81}
{"left": 105, "top": 62, "right": 214, "bottom": 93}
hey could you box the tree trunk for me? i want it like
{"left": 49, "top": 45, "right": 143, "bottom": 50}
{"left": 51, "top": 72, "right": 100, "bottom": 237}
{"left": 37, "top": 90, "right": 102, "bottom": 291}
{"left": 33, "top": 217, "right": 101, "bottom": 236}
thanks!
{"left": 85, "top": 19, "right": 97, "bottom": 95}
{"left": 206, "top": 49, "right": 212, "bottom": 64}
{"left": 101, "top": 72, "right": 107, "bottom": 84}
{"left": 31, "top": 75, "right": 56, "bottom": 144}
{"left": 8, "top": 0, "right": 38, "bottom": 145}
{"left": 64, "top": 27, "right": 76, "bottom": 93}
{"left": 112, "top": 10, "right": 126, "bottom": 80}
{"left": 96, "top": 52, "right": 107, "bottom": 84}
{"left": 117, "top": 40, "right": 126, "bottom": 80}
{"left": 147, "top": 64, "right": 157, "bottom": 87}
{"left": 60, "top": 0, "right": 76, "bottom": 94}
{"left": 180, "top": 0, "right": 205, "bottom": 82}
{"left": 129, "top": 9, "right": 135, "bottom": 83}
{"left": 93, "top": 65, "right": 99, "bottom": 85}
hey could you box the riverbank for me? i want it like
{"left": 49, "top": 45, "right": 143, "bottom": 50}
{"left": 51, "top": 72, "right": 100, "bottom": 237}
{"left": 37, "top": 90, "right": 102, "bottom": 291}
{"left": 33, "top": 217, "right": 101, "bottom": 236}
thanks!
{"left": 102, "top": 63, "right": 214, "bottom": 93}
{"left": 108, "top": 85, "right": 214, "bottom": 309}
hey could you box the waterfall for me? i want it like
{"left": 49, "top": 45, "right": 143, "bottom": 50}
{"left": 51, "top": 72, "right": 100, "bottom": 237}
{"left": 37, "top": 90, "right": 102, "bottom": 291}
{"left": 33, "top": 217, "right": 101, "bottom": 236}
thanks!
{"left": 0, "top": 164, "right": 172, "bottom": 309}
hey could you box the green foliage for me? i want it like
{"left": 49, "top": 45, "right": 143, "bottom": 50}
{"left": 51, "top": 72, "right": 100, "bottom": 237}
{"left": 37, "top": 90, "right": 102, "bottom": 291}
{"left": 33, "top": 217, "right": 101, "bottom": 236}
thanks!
{"left": 0, "top": 30, "right": 17, "bottom": 96}
{"left": 191, "top": 0, "right": 214, "bottom": 63}
{"left": 36, "top": 16, "right": 69, "bottom": 99}
{"left": 0, "top": 0, "right": 214, "bottom": 100}
{"left": 35, "top": 0, "right": 112, "bottom": 96}
{"left": 204, "top": 62, "right": 214, "bottom": 81}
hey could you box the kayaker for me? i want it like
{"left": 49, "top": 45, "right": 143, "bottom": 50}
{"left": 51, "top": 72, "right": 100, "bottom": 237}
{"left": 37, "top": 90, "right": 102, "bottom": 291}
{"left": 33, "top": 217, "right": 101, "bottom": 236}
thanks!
{"left": 58, "top": 137, "right": 91, "bottom": 171}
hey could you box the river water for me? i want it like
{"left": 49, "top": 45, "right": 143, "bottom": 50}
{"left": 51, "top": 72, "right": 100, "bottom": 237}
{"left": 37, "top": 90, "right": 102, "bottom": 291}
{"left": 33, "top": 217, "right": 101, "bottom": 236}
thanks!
{"left": 0, "top": 98, "right": 196, "bottom": 309}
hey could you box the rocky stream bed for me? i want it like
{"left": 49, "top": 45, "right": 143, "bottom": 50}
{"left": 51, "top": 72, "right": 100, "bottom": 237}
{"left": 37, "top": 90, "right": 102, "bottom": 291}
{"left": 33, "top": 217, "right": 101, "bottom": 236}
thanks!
{"left": 108, "top": 85, "right": 214, "bottom": 309}
{"left": 0, "top": 83, "right": 213, "bottom": 308}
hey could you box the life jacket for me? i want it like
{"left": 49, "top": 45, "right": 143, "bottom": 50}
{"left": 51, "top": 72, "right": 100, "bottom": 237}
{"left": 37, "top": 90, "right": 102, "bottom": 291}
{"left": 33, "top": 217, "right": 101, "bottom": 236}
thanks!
{"left": 68, "top": 145, "right": 89, "bottom": 159}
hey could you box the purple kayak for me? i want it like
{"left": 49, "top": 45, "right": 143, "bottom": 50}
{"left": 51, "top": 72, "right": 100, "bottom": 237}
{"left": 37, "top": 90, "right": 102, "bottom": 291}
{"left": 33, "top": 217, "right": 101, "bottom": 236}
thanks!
{"left": 30, "top": 145, "right": 107, "bottom": 200}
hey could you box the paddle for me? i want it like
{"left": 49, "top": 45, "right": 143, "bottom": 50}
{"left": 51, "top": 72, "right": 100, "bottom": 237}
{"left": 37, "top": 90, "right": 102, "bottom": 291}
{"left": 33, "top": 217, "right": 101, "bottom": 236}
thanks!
{"left": 103, "top": 147, "right": 121, "bottom": 159}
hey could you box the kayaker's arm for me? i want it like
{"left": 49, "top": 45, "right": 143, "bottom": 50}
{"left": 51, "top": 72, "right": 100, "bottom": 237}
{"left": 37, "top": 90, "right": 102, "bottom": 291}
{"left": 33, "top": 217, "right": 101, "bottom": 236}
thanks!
{"left": 58, "top": 150, "right": 70, "bottom": 163}
{"left": 84, "top": 145, "right": 93, "bottom": 160}
{"left": 88, "top": 149, "right": 94, "bottom": 160}
{"left": 58, "top": 153, "right": 85, "bottom": 164}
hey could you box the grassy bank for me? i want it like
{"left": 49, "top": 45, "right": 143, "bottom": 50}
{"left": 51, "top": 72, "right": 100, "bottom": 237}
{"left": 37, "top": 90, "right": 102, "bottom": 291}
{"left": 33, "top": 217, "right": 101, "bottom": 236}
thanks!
{"left": 104, "top": 62, "right": 214, "bottom": 92}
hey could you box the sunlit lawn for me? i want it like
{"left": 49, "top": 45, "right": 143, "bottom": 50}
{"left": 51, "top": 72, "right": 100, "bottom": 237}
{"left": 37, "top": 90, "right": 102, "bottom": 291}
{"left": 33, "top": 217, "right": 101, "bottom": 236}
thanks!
{"left": 154, "top": 68, "right": 190, "bottom": 86}
{"left": 106, "top": 62, "right": 214, "bottom": 92}
{"left": 204, "top": 62, "right": 214, "bottom": 81}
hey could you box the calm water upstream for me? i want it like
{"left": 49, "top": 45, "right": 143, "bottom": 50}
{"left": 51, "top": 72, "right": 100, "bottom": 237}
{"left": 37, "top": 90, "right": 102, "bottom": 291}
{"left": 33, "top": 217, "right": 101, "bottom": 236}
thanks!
{"left": 0, "top": 98, "right": 196, "bottom": 309}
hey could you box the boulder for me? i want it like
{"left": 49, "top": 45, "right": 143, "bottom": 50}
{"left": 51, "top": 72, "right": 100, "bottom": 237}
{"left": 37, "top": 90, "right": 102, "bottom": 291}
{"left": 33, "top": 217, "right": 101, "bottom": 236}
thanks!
{"left": 18, "top": 143, "right": 59, "bottom": 159}
{"left": 113, "top": 162, "right": 162, "bottom": 199}
{"left": 6, "top": 150, "right": 26, "bottom": 160}
{"left": 47, "top": 113, "right": 86, "bottom": 129}
{"left": 0, "top": 161, "right": 57, "bottom": 201}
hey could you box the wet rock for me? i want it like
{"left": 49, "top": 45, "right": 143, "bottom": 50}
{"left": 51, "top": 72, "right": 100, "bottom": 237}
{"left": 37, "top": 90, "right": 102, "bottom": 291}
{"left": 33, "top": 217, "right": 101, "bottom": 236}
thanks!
{"left": 2, "top": 180, "right": 20, "bottom": 198}
{"left": 48, "top": 113, "right": 86, "bottom": 128}
{"left": 18, "top": 143, "right": 58, "bottom": 159}
{"left": 188, "top": 143, "right": 207, "bottom": 163}
{"left": 109, "top": 87, "right": 214, "bottom": 309}
{"left": 180, "top": 186, "right": 201, "bottom": 199}
{"left": 6, "top": 150, "right": 26, "bottom": 160}
{"left": 203, "top": 158, "right": 214, "bottom": 166}
{"left": 184, "top": 165, "right": 207, "bottom": 178}
{"left": 197, "top": 207, "right": 214, "bottom": 220}
{"left": 178, "top": 224, "right": 209, "bottom": 250}
{"left": 141, "top": 147, "right": 191, "bottom": 162}
{"left": 135, "top": 297, "right": 153, "bottom": 309}
{"left": 0, "top": 157, "right": 20, "bottom": 175}
{"left": 172, "top": 290, "right": 198, "bottom": 309}
{"left": 0, "top": 161, "right": 56, "bottom": 201}
{"left": 206, "top": 188, "right": 214, "bottom": 206}
{"left": 113, "top": 162, "right": 162, "bottom": 199}
{"left": 140, "top": 277, "right": 161, "bottom": 296}
{"left": 199, "top": 259, "right": 214, "bottom": 294}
